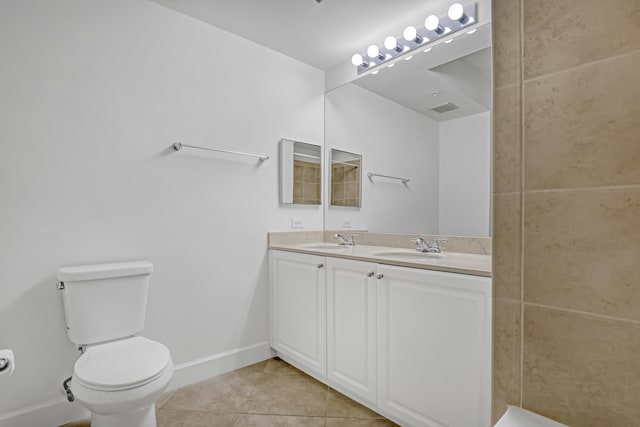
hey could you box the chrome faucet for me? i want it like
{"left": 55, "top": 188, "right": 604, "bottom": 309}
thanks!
{"left": 410, "top": 237, "right": 447, "bottom": 253}
{"left": 334, "top": 233, "right": 358, "bottom": 246}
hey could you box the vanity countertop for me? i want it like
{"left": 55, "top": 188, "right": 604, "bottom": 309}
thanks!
{"left": 269, "top": 242, "right": 491, "bottom": 277}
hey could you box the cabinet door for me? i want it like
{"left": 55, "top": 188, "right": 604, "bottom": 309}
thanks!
{"left": 377, "top": 265, "right": 492, "bottom": 427}
{"left": 326, "top": 258, "right": 377, "bottom": 405}
{"left": 269, "top": 250, "right": 327, "bottom": 379}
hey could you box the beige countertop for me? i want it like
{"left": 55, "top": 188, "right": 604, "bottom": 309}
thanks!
{"left": 269, "top": 242, "right": 491, "bottom": 277}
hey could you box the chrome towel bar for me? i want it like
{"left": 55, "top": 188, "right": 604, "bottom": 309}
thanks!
{"left": 367, "top": 172, "right": 410, "bottom": 184}
{"left": 172, "top": 142, "right": 269, "bottom": 161}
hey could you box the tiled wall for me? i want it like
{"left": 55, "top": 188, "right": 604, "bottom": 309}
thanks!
{"left": 330, "top": 160, "right": 361, "bottom": 207}
{"left": 294, "top": 160, "right": 321, "bottom": 205}
{"left": 492, "top": 0, "right": 640, "bottom": 425}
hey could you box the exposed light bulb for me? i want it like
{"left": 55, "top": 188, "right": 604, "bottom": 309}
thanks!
{"left": 351, "top": 53, "right": 364, "bottom": 66}
{"left": 402, "top": 26, "right": 423, "bottom": 44}
{"left": 404, "top": 55, "right": 413, "bottom": 61}
{"left": 371, "top": 70, "right": 379, "bottom": 75}
{"left": 448, "top": 3, "right": 465, "bottom": 21}
{"left": 367, "top": 44, "right": 380, "bottom": 59}
{"left": 403, "top": 26, "right": 417, "bottom": 41}
{"left": 423, "top": 47, "right": 432, "bottom": 53}
{"left": 384, "top": 36, "right": 398, "bottom": 51}
{"left": 467, "top": 28, "right": 477, "bottom": 34}
{"left": 444, "top": 39, "right": 453, "bottom": 44}
{"left": 387, "top": 63, "right": 395, "bottom": 68}
{"left": 425, "top": 15, "right": 440, "bottom": 32}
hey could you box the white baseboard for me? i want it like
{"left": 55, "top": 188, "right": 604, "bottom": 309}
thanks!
{"left": 168, "top": 341, "right": 275, "bottom": 391}
{"left": 0, "top": 342, "right": 275, "bottom": 427}
{"left": 0, "top": 397, "right": 89, "bottom": 427}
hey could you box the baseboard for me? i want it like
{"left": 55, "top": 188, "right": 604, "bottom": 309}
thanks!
{"left": 168, "top": 341, "right": 275, "bottom": 390}
{"left": 0, "top": 341, "right": 275, "bottom": 427}
{"left": 0, "top": 397, "right": 89, "bottom": 427}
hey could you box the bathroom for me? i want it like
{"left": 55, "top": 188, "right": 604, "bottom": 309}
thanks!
{"left": 1, "top": 0, "right": 638, "bottom": 426}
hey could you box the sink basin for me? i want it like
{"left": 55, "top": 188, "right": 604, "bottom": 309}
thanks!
{"left": 301, "top": 243, "right": 351, "bottom": 250}
{"left": 372, "top": 250, "right": 444, "bottom": 260}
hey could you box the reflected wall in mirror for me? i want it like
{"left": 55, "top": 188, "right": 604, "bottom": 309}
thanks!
{"left": 329, "top": 149, "right": 362, "bottom": 207}
{"left": 280, "top": 139, "right": 322, "bottom": 205}
{"left": 324, "top": 21, "right": 492, "bottom": 237}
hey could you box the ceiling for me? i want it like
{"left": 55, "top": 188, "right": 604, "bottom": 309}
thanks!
{"left": 149, "top": 0, "right": 492, "bottom": 121}
{"left": 150, "top": 0, "right": 463, "bottom": 71}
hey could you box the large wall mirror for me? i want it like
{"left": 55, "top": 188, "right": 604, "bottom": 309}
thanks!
{"left": 324, "top": 12, "right": 492, "bottom": 237}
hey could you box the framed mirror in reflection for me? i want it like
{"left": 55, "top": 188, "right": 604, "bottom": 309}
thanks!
{"left": 324, "top": 20, "right": 492, "bottom": 237}
{"left": 329, "top": 149, "right": 362, "bottom": 208}
{"left": 280, "top": 139, "right": 322, "bottom": 205}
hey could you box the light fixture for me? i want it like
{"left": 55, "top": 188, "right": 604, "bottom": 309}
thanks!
{"left": 425, "top": 15, "right": 445, "bottom": 35}
{"left": 403, "top": 26, "right": 423, "bottom": 44}
{"left": 367, "top": 44, "right": 385, "bottom": 61}
{"left": 384, "top": 36, "right": 403, "bottom": 52}
{"left": 387, "top": 63, "right": 395, "bottom": 68}
{"left": 404, "top": 56, "right": 413, "bottom": 61}
{"left": 351, "top": 53, "right": 368, "bottom": 67}
{"left": 448, "top": 3, "right": 468, "bottom": 24}
{"left": 350, "top": 2, "right": 478, "bottom": 75}
{"left": 371, "top": 70, "right": 379, "bottom": 75}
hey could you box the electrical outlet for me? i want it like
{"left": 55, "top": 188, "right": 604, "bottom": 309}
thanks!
{"left": 291, "top": 218, "right": 304, "bottom": 229}
{"left": 342, "top": 219, "right": 351, "bottom": 229}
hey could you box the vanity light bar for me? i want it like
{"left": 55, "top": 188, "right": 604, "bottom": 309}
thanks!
{"left": 351, "top": 2, "right": 477, "bottom": 74}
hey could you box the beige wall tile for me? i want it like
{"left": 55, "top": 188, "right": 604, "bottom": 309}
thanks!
{"left": 303, "top": 166, "right": 316, "bottom": 182}
{"left": 493, "top": 0, "right": 521, "bottom": 88}
{"left": 492, "top": 298, "right": 522, "bottom": 425}
{"left": 523, "top": 0, "right": 640, "bottom": 79}
{"left": 524, "top": 188, "right": 640, "bottom": 320}
{"left": 524, "top": 51, "right": 640, "bottom": 190}
{"left": 523, "top": 305, "right": 640, "bottom": 426}
{"left": 493, "top": 193, "right": 521, "bottom": 300}
{"left": 494, "top": 84, "right": 521, "bottom": 194}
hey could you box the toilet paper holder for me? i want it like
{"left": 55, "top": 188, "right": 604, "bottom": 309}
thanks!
{"left": 0, "top": 349, "right": 15, "bottom": 376}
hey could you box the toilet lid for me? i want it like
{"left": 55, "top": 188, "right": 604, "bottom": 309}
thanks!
{"left": 74, "top": 336, "right": 171, "bottom": 391}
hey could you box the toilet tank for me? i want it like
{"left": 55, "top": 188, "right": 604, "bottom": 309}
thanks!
{"left": 57, "top": 260, "right": 154, "bottom": 346}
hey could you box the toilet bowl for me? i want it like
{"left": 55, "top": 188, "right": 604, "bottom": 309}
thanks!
{"left": 70, "top": 337, "right": 173, "bottom": 427}
{"left": 58, "top": 261, "right": 173, "bottom": 427}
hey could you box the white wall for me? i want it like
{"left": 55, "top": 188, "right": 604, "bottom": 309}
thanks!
{"left": 0, "top": 0, "right": 323, "bottom": 423}
{"left": 439, "top": 112, "right": 491, "bottom": 236}
{"left": 324, "top": 84, "right": 440, "bottom": 234}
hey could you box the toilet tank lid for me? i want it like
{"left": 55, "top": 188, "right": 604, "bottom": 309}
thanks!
{"left": 58, "top": 260, "right": 153, "bottom": 282}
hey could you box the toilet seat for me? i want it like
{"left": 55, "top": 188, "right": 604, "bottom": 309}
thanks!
{"left": 74, "top": 336, "right": 171, "bottom": 392}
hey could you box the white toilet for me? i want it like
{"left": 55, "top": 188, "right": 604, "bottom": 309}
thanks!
{"left": 58, "top": 260, "right": 174, "bottom": 427}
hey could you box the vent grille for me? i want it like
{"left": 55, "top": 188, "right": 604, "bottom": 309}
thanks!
{"left": 430, "top": 103, "right": 459, "bottom": 113}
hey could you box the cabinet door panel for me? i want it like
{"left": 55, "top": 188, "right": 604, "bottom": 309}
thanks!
{"left": 377, "top": 265, "right": 491, "bottom": 427}
{"left": 269, "top": 250, "right": 326, "bottom": 378}
{"left": 327, "top": 258, "right": 377, "bottom": 405}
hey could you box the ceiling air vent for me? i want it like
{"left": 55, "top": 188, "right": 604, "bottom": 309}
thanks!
{"left": 430, "top": 102, "right": 459, "bottom": 113}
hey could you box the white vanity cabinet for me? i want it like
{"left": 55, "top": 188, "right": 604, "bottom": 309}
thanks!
{"left": 269, "top": 249, "right": 492, "bottom": 427}
{"left": 269, "top": 250, "right": 327, "bottom": 379}
{"left": 326, "top": 257, "right": 378, "bottom": 406}
{"left": 376, "top": 265, "right": 492, "bottom": 427}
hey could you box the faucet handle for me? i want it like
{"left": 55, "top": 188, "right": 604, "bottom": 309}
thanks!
{"left": 434, "top": 239, "right": 448, "bottom": 250}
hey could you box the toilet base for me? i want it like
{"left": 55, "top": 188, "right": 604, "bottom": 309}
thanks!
{"left": 91, "top": 403, "right": 157, "bottom": 427}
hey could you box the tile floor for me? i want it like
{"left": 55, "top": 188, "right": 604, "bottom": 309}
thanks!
{"left": 61, "top": 357, "right": 398, "bottom": 426}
